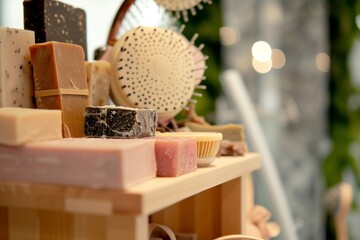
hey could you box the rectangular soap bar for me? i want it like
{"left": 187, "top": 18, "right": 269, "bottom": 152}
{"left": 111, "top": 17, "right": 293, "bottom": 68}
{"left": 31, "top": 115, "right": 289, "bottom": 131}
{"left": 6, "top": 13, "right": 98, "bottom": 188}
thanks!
{"left": 0, "top": 27, "right": 35, "bottom": 108}
{"left": 84, "top": 106, "right": 157, "bottom": 138}
{"left": 0, "top": 107, "right": 62, "bottom": 146}
{"left": 85, "top": 61, "right": 111, "bottom": 106}
{"left": 185, "top": 122, "right": 245, "bottom": 141}
{"left": 155, "top": 137, "right": 198, "bottom": 177}
{"left": 0, "top": 138, "right": 156, "bottom": 189}
{"left": 30, "top": 41, "right": 89, "bottom": 138}
{"left": 23, "top": 0, "right": 88, "bottom": 59}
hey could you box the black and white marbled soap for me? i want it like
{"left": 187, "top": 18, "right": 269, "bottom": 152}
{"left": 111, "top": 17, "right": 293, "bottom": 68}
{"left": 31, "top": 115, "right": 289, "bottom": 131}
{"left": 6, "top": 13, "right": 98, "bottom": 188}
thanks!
{"left": 84, "top": 106, "right": 157, "bottom": 138}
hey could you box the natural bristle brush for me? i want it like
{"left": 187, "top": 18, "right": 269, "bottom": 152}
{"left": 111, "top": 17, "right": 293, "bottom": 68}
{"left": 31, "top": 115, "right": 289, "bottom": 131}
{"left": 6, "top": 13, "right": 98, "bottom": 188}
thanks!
{"left": 324, "top": 182, "right": 353, "bottom": 240}
{"left": 110, "top": 26, "right": 207, "bottom": 125}
{"left": 154, "top": 0, "right": 212, "bottom": 21}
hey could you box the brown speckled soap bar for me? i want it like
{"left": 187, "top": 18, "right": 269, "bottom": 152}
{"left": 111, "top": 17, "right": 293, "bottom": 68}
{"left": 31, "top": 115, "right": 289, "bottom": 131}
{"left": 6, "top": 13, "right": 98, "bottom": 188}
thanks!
{"left": 23, "top": 0, "right": 87, "bottom": 59}
{"left": 84, "top": 106, "right": 158, "bottom": 139}
{"left": 0, "top": 27, "right": 35, "bottom": 108}
{"left": 30, "top": 41, "right": 89, "bottom": 138}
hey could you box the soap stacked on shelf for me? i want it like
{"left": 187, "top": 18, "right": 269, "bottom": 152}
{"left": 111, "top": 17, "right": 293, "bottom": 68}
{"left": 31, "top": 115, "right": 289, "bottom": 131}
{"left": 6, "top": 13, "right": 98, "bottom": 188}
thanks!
{"left": 0, "top": 106, "right": 158, "bottom": 189}
{"left": 0, "top": 0, "right": 157, "bottom": 189}
{"left": 84, "top": 105, "right": 199, "bottom": 177}
{"left": 0, "top": 0, "right": 228, "bottom": 190}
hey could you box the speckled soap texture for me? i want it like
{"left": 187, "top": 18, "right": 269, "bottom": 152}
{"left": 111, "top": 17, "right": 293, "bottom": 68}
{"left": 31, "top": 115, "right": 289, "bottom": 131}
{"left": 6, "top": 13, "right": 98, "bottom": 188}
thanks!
{"left": 85, "top": 61, "right": 111, "bottom": 106}
{"left": 23, "top": 0, "right": 88, "bottom": 59}
{"left": 84, "top": 106, "right": 158, "bottom": 139}
{"left": 0, "top": 27, "right": 35, "bottom": 108}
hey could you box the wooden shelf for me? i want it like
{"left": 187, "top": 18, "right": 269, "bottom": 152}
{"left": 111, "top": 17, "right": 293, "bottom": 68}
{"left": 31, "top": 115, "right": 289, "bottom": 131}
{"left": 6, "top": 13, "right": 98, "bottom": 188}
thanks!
{"left": 0, "top": 153, "right": 261, "bottom": 240}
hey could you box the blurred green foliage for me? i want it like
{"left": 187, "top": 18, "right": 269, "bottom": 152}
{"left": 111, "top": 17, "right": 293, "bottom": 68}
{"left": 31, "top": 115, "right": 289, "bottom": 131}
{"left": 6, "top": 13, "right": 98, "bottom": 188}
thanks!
{"left": 179, "top": 0, "right": 223, "bottom": 123}
{"left": 324, "top": 0, "right": 360, "bottom": 188}
{"left": 325, "top": 1, "right": 360, "bottom": 237}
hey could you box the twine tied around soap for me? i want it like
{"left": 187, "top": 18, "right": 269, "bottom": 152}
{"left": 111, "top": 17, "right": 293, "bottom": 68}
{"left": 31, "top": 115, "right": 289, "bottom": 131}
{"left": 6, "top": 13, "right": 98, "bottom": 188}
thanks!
{"left": 35, "top": 88, "right": 89, "bottom": 98}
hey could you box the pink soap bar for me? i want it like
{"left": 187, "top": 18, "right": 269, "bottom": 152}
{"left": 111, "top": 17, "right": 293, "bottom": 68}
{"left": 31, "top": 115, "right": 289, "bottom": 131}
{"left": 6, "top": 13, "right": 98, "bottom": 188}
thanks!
{"left": 0, "top": 138, "right": 156, "bottom": 189}
{"left": 155, "top": 137, "right": 198, "bottom": 177}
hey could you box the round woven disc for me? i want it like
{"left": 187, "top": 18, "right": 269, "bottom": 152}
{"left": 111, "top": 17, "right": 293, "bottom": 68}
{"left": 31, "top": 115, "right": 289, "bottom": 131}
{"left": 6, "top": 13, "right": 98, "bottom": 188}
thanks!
{"left": 154, "top": 0, "right": 203, "bottom": 11}
{"left": 110, "top": 26, "right": 196, "bottom": 122}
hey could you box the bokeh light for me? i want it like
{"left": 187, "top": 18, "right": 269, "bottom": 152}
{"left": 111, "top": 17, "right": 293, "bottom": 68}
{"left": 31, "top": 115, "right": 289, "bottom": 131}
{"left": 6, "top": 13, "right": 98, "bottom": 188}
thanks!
{"left": 356, "top": 15, "right": 360, "bottom": 29}
{"left": 252, "top": 58, "right": 272, "bottom": 74}
{"left": 315, "top": 52, "right": 330, "bottom": 72}
{"left": 219, "top": 26, "right": 239, "bottom": 46}
{"left": 252, "top": 41, "right": 272, "bottom": 62}
{"left": 271, "top": 48, "right": 286, "bottom": 69}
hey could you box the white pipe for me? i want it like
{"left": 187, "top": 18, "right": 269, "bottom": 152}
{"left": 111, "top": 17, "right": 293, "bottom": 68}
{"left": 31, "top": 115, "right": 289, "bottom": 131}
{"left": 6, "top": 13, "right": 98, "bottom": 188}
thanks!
{"left": 220, "top": 69, "right": 299, "bottom": 240}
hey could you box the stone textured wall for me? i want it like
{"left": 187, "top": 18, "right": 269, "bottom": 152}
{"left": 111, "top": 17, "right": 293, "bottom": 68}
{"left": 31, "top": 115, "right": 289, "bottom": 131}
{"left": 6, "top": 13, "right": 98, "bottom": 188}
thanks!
{"left": 220, "top": 0, "right": 329, "bottom": 239}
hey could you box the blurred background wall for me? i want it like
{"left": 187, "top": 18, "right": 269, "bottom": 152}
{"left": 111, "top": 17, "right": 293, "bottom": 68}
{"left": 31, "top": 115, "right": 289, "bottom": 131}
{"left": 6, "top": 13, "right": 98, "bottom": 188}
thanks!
{"left": 218, "top": 1, "right": 328, "bottom": 239}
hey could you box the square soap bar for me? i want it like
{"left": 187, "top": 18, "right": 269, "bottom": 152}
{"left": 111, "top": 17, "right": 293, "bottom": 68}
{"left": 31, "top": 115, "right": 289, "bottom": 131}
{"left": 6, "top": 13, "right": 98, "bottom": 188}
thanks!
{"left": 155, "top": 137, "right": 198, "bottom": 177}
{"left": 0, "top": 107, "right": 62, "bottom": 146}
{"left": 0, "top": 27, "right": 35, "bottom": 108}
{"left": 0, "top": 138, "right": 156, "bottom": 189}
{"left": 84, "top": 106, "right": 157, "bottom": 138}
{"left": 30, "top": 41, "right": 88, "bottom": 138}
{"left": 23, "top": 0, "right": 88, "bottom": 59}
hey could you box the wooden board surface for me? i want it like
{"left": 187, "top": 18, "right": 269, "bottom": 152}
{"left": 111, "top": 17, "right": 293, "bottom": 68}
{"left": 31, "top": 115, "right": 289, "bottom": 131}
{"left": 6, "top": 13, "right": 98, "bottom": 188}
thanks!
{"left": 0, "top": 153, "right": 261, "bottom": 216}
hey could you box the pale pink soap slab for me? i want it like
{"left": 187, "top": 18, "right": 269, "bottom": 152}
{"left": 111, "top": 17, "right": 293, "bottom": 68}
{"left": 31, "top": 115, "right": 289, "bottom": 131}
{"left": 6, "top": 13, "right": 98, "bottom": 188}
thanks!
{"left": 155, "top": 137, "right": 198, "bottom": 177}
{"left": 0, "top": 138, "right": 156, "bottom": 189}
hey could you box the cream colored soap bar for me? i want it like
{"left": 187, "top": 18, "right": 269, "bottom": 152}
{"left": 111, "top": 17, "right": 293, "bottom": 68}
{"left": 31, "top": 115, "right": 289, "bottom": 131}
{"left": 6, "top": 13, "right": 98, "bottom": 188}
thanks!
{"left": 0, "top": 27, "right": 35, "bottom": 108}
{"left": 0, "top": 107, "right": 62, "bottom": 146}
{"left": 86, "top": 61, "right": 111, "bottom": 106}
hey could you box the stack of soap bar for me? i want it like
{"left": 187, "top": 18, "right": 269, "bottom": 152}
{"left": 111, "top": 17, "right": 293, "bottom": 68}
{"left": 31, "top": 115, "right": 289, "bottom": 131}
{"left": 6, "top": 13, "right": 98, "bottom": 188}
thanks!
{"left": 84, "top": 106, "right": 157, "bottom": 138}
{"left": 0, "top": 138, "right": 156, "bottom": 189}
{"left": 0, "top": 27, "right": 35, "bottom": 108}
{"left": 23, "top": 0, "right": 88, "bottom": 59}
{"left": 155, "top": 137, "right": 197, "bottom": 177}
{"left": 30, "top": 41, "right": 88, "bottom": 138}
{"left": 0, "top": 107, "right": 62, "bottom": 145}
{"left": 85, "top": 61, "right": 111, "bottom": 106}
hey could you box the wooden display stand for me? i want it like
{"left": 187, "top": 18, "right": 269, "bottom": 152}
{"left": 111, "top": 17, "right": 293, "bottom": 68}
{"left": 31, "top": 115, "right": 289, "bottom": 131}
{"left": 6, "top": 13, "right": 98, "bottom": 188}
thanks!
{"left": 0, "top": 153, "right": 260, "bottom": 240}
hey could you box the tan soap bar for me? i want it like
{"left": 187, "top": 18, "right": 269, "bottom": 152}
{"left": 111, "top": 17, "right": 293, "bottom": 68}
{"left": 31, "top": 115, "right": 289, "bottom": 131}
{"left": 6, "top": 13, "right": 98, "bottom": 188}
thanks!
{"left": 30, "top": 41, "right": 89, "bottom": 138}
{"left": 0, "top": 27, "right": 35, "bottom": 108}
{"left": 0, "top": 107, "right": 62, "bottom": 145}
{"left": 185, "top": 122, "right": 245, "bottom": 141}
{"left": 85, "top": 61, "right": 111, "bottom": 106}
